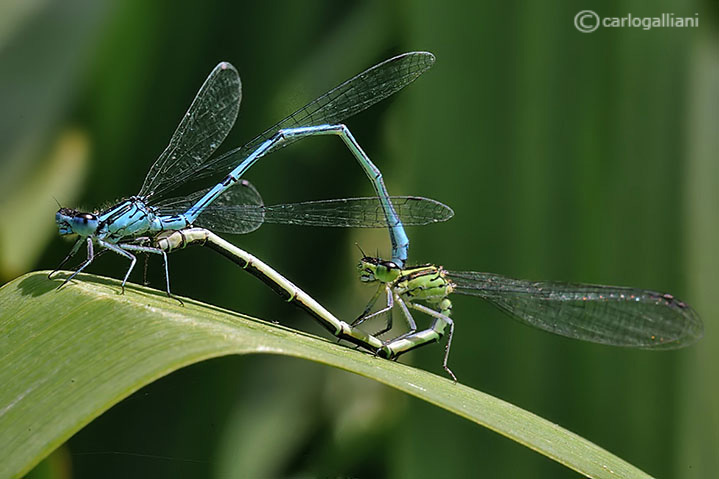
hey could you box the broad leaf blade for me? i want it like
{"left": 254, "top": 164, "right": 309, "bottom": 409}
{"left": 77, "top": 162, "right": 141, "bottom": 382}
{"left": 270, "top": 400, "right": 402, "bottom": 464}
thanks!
{"left": 0, "top": 272, "right": 651, "bottom": 478}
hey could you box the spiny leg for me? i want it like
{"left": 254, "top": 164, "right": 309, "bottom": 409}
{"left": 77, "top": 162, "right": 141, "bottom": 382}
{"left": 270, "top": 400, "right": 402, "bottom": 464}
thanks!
{"left": 133, "top": 237, "right": 152, "bottom": 287}
{"left": 373, "top": 303, "right": 394, "bottom": 338}
{"left": 57, "top": 238, "right": 95, "bottom": 289}
{"left": 369, "top": 286, "right": 396, "bottom": 337}
{"left": 352, "top": 282, "right": 385, "bottom": 326}
{"left": 373, "top": 295, "right": 418, "bottom": 361}
{"left": 342, "top": 283, "right": 385, "bottom": 348}
{"left": 407, "top": 302, "right": 456, "bottom": 382}
{"left": 122, "top": 240, "right": 166, "bottom": 291}
{"left": 142, "top": 253, "right": 150, "bottom": 286}
{"left": 385, "top": 293, "right": 418, "bottom": 342}
{"left": 49, "top": 237, "right": 84, "bottom": 280}
{"left": 120, "top": 242, "right": 183, "bottom": 305}
{"left": 99, "top": 240, "right": 136, "bottom": 294}
{"left": 353, "top": 284, "right": 394, "bottom": 327}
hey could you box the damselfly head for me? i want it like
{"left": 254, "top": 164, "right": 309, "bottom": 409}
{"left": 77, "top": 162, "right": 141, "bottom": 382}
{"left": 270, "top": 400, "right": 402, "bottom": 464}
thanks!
{"left": 55, "top": 208, "right": 98, "bottom": 236}
{"left": 357, "top": 256, "right": 400, "bottom": 283}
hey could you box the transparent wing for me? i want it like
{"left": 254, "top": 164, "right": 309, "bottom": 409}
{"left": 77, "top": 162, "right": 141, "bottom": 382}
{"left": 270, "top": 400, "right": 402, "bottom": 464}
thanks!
{"left": 158, "top": 194, "right": 452, "bottom": 234}
{"left": 156, "top": 180, "right": 264, "bottom": 235}
{"left": 260, "top": 196, "right": 453, "bottom": 227}
{"left": 449, "top": 271, "right": 703, "bottom": 349}
{"left": 192, "top": 52, "right": 435, "bottom": 180}
{"left": 139, "top": 62, "right": 241, "bottom": 200}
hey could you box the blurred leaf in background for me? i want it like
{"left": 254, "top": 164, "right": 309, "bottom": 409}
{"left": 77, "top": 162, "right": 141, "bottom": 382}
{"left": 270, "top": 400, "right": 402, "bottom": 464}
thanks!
{"left": 0, "top": 0, "right": 111, "bottom": 281}
{"left": 0, "top": 129, "right": 89, "bottom": 280}
{"left": 3, "top": 0, "right": 716, "bottom": 477}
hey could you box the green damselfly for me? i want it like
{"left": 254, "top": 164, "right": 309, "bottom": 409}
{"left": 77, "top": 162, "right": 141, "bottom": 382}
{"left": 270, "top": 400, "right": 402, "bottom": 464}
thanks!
{"left": 355, "top": 257, "right": 703, "bottom": 381}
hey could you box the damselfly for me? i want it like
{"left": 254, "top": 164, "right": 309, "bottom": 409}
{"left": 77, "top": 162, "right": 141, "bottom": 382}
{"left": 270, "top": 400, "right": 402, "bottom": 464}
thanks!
{"left": 53, "top": 52, "right": 435, "bottom": 292}
{"left": 355, "top": 257, "right": 703, "bottom": 381}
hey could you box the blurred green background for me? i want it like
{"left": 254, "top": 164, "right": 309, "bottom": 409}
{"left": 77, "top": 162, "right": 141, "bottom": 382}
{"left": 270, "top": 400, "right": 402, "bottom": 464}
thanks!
{"left": 1, "top": 0, "right": 716, "bottom": 477}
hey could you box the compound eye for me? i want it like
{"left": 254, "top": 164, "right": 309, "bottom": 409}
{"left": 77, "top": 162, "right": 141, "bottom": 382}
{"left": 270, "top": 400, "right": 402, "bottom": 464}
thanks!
{"left": 383, "top": 261, "right": 398, "bottom": 270}
{"left": 78, "top": 213, "right": 97, "bottom": 223}
{"left": 57, "top": 207, "right": 77, "bottom": 216}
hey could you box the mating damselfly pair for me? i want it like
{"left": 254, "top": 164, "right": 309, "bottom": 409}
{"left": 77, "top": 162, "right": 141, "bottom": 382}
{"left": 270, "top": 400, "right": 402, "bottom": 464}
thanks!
{"left": 52, "top": 52, "right": 703, "bottom": 381}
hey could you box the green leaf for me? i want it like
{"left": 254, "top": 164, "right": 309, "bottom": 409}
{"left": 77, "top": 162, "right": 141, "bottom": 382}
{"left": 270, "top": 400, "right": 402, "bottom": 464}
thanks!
{"left": 0, "top": 271, "right": 651, "bottom": 479}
